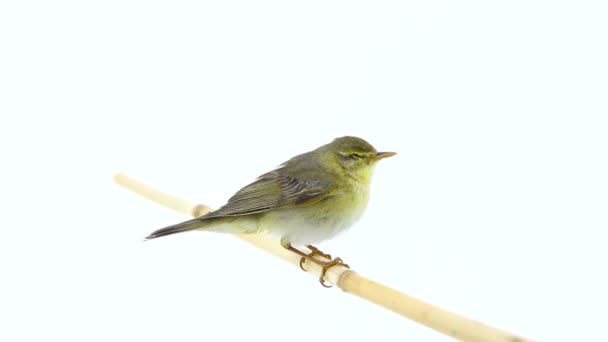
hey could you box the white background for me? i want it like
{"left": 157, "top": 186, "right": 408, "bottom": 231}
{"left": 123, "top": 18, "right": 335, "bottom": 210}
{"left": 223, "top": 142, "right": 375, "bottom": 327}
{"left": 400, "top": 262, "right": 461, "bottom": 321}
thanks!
{"left": 1, "top": 1, "right": 607, "bottom": 341}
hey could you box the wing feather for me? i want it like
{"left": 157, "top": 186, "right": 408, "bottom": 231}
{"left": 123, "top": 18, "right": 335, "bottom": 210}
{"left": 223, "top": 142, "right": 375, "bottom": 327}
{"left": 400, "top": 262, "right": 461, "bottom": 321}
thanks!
{"left": 203, "top": 169, "right": 336, "bottom": 219}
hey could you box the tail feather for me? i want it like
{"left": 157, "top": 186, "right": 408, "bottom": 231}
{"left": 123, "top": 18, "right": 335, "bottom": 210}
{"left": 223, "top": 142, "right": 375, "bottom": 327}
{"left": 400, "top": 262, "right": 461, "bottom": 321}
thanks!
{"left": 145, "top": 218, "right": 206, "bottom": 240}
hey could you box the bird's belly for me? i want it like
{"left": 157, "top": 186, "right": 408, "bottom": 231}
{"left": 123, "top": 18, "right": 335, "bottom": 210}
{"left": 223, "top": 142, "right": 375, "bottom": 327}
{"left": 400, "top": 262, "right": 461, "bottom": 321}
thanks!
{"left": 260, "top": 195, "right": 368, "bottom": 246}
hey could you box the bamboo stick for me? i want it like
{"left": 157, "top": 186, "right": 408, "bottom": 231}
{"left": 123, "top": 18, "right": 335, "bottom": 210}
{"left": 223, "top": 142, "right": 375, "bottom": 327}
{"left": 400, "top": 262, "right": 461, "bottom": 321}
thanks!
{"left": 114, "top": 173, "right": 532, "bottom": 342}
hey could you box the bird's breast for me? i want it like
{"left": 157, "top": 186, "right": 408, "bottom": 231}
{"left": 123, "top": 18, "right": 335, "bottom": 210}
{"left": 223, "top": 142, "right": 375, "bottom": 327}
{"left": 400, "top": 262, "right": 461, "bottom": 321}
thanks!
{"left": 261, "top": 183, "right": 371, "bottom": 246}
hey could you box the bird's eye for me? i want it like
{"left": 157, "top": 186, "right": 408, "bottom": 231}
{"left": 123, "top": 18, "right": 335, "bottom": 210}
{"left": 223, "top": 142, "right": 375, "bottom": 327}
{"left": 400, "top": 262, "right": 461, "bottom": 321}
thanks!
{"left": 350, "top": 153, "right": 363, "bottom": 160}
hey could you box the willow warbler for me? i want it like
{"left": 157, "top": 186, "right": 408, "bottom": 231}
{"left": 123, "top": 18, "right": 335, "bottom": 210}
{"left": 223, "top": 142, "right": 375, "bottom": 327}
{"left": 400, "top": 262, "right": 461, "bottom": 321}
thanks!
{"left": 145, "top": 136, "right": 396, "bottom": 286}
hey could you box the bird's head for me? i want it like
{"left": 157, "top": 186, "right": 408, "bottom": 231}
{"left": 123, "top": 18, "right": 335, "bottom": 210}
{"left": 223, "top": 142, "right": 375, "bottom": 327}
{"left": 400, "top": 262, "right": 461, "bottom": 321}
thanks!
{"left": 324, "top": 136, "right": 396, "bottom": 179}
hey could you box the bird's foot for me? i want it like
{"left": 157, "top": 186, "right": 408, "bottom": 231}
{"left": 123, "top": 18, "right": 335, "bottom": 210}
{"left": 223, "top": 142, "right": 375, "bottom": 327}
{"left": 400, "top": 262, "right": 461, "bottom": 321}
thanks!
{"left": 285, "top": 244, "right": 350, "bottom": 288}
{"left": 299, "top": 245, "right": 332, "bottom": 270}
{"left": 316, "top": 257, "right": 350, "bottom": 288}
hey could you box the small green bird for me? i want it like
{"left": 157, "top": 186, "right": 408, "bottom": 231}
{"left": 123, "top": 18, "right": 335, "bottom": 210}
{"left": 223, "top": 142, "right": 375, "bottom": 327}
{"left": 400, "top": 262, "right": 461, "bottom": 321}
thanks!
{"left": 145, "top": 136, "right": 396, "bottom": 286}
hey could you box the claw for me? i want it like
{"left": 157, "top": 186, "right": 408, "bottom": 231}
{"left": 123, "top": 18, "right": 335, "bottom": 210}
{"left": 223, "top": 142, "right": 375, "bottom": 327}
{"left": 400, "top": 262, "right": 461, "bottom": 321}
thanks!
{"left": 299, "top": 257, "right": 307, "bottom": 271}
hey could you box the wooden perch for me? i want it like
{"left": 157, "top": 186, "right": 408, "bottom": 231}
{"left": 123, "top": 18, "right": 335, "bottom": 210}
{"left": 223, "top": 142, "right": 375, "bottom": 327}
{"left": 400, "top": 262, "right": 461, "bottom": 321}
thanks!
{"left": 114, "top": 173, "right": 532, "bottom": 342}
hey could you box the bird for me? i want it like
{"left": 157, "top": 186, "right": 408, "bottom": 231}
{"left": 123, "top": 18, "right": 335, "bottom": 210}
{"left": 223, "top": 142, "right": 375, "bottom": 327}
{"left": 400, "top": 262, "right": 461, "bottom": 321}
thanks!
{"left": 145, "top": 136, "right": 396, "bottom": 286}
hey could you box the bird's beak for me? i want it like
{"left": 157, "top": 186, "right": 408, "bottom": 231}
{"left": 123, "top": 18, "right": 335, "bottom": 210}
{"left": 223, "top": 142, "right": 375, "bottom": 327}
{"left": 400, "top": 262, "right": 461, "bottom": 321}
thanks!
{"left": 372, "top": 151, "right": 397, "bottom": 161}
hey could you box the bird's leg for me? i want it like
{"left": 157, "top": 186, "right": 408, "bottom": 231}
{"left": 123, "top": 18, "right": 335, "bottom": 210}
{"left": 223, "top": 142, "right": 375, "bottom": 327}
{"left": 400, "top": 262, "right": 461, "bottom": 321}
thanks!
{"left": 283, "top": 243, "right": 350, "bottom": 288}
{"left": 306, "top": 245, "right": 332, "bottom": 260}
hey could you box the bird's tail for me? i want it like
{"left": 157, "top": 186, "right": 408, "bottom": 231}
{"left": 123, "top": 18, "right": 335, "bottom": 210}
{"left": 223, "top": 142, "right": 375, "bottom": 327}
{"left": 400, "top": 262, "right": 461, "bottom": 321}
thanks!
{"left": 145, "top": 218, "right": 208, "bottom": 240}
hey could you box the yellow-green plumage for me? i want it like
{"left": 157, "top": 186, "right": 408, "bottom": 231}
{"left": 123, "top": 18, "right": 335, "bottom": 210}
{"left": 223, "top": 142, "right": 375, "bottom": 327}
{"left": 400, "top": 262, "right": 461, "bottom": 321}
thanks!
{"left": 145, "top": 136, "right": 395, "bottom": 248}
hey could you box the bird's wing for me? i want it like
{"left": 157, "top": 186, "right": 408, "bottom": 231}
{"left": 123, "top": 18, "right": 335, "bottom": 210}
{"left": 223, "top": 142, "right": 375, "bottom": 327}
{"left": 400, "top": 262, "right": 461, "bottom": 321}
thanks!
{"left": 203, "top": 170, "right": 337, "bottom": 218}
